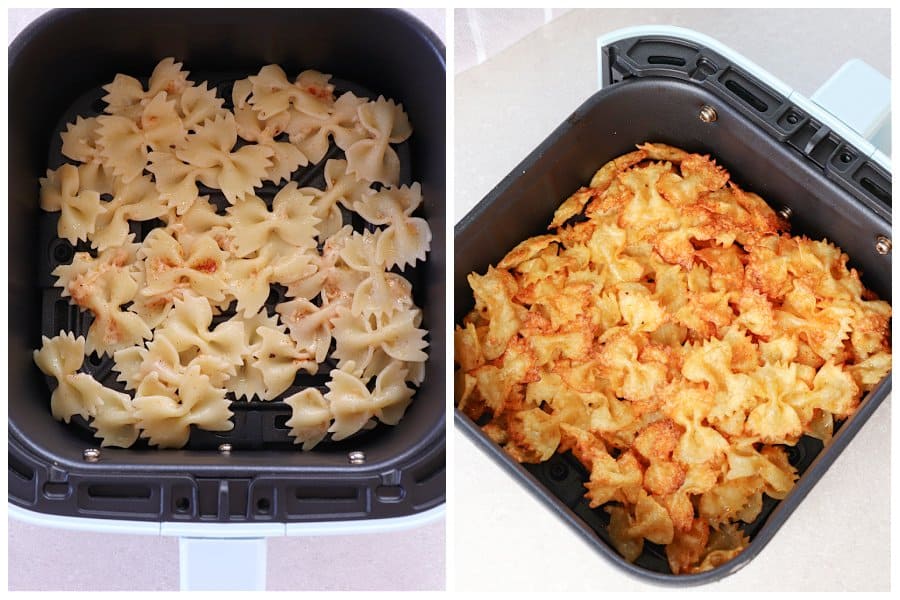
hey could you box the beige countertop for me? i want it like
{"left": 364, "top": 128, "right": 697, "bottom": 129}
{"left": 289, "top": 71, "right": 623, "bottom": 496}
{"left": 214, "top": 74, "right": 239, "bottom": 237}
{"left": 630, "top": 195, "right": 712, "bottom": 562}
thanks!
{"left": 454, "top": 8, "right": 890, "bottom": 592}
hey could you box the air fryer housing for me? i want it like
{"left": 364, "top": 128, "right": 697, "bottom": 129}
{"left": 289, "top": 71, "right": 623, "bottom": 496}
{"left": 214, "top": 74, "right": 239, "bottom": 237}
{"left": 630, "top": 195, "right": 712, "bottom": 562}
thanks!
{"left": 9, "top": 8, "right": 445, "bottom": 525}
{"left": 454, "top": 31, "right": 890, "bottom": 584}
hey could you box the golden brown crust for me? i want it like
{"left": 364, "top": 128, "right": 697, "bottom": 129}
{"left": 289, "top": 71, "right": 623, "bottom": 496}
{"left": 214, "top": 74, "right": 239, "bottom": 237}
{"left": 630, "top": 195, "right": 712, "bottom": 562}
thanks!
{"left": 455, "top": 143, "right": 891, "bottom": 573}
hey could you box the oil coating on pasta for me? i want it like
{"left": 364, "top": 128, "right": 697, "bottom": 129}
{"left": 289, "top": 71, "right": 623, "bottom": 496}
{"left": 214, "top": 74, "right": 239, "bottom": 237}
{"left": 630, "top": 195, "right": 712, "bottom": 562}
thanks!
{"left": 35, "top": 58, "right": 432, "bottom": 449}
{"left": 455, "top": 143, "right": 891, "bottom": 574}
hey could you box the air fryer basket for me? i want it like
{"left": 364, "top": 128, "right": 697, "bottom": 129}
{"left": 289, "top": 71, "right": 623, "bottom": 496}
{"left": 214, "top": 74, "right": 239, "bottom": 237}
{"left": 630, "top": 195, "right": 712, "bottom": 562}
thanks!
{"left": 10, "top": 8, "right": 445, "bottom": 523}
{"left": 454, "top": 35, "right": 890, "bottom": 584}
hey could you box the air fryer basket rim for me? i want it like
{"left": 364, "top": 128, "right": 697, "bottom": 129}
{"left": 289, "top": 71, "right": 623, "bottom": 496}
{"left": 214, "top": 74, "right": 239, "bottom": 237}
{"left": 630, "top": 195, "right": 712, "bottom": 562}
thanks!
{"left": 453, "top": 66, "right": 890, "bottom": 584}
{"left": 10, "top": 7, "right": 445, "bottom": 524}
{"left": 8, "top": 7, "right": 447, "bottom": 64}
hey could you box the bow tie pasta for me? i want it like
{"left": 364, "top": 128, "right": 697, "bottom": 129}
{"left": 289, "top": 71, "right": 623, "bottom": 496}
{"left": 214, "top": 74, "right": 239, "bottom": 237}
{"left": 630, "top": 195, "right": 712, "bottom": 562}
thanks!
{"left": 455, "top": 142, "right": 891, "bottom": 574}
{"left": 36, "top": 58, "right": 431, "bottom": 449}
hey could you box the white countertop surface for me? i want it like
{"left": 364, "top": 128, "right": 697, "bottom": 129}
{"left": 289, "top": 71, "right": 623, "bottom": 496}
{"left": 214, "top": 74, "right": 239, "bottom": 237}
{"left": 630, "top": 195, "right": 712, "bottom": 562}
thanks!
{"left": 453, "top": 8, "right": 890, "bottom": 592}
{"left": 7, "top": 7, "right": 446, "bottom": 592}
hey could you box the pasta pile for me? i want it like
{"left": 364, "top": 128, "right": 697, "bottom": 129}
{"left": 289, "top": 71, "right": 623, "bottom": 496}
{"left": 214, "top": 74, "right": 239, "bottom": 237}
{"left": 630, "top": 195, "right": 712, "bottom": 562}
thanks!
{"left": 455, "top": 143, "right": 891, "bottom": 574}
{"left": 35, "top": 58, "right": 432, "bottom": 449}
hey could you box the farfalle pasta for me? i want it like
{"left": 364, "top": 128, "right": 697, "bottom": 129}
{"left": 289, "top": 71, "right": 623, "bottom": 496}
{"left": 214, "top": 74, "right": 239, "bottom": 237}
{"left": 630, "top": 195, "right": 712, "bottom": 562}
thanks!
{"left": 228, "top": 310, "right": 288, "bottom": 401}
{"left": 284, "top": 388, "right": 332, "bottom": 450}
{"left": 132, "top": 366, "right": 233, "bottom": 449}
{"left": 325, "top": 361, "right": 415, "bottom": 441}
{"left": 102, "top": 57, "right": 192, "bottom": 120}
{"left": 90, "top": 175, "right": 168, "bottom": 251}
{"left": 52, "top": 241, "right": 151, "bottom": 355}
{"left": 34, "top": 332, "right": 139, "bottom": 448}
{"left": 36, "top": 57, "right": 431, "bottom": 450}
{"left": 39, "top": 164, "right": 105, "bottom": 244}
{"left": 455, "top": 143, "right": 891, "bottom": 574}
{"left": 233, "top": 101, "right": 307, "bottom": 184}
{"left": 287, "top": 92, "right": 367, "bottom": 164}
{"left": 97, "top": 91, "right": 187, "bottom": 183}
{"left": 138, "top": 227, "right": 229, "bottom": 312}
{"left": 345, "top": 97, "right": 413, "bottom": 185}
{"left": 302, "top": 159, "right": 373, "bottom": 240}
{"left": 351, "top": 182, "right": 432, "bottom": 270}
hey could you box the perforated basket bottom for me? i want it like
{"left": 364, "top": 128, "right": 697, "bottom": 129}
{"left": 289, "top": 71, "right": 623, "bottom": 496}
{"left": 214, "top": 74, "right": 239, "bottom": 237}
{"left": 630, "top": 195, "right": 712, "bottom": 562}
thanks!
{"left": 519, "top": 429, "right": 830, "bottom": 574}
{"left": 39, "top": 72, "right": 426, "bottom": 452}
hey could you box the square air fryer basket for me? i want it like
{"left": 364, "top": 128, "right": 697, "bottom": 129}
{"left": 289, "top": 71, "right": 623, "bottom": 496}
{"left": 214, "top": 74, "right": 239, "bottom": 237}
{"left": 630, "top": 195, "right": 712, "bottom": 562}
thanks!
{"left": 9, "top": 8, "right": 445, "bottom": 524}
{"left": 454, "top": 32, "right": 891, "bottom": 584}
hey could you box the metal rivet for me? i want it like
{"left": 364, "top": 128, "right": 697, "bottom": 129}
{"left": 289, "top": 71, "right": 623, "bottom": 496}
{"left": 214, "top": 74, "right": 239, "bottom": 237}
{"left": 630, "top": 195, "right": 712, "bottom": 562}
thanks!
{"left": 777, "top": 206, "right": 793, "bottom": 220}
{"left": 83, "top": 448, "right": 100, "bottom": 463}
{"left": 875, "top": 235, "right": 891, "bottom": 255}
{"left": 218, "top": 443, "right": 232, "bottom": 455}
{"left": 348, "top": 451, "right": 366, "bottom": 465}
{"left": 698, "top": 105, "right": 718, "bottom": 123}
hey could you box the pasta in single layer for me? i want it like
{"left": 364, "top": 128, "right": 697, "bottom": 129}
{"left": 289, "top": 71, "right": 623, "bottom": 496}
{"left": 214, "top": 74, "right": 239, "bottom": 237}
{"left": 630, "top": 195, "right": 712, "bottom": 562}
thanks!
{"left": 34, "top": 332, "right": 139, "bottom": 448}
{"left": 35, "top": 57, "right": 431, "bottom": 450}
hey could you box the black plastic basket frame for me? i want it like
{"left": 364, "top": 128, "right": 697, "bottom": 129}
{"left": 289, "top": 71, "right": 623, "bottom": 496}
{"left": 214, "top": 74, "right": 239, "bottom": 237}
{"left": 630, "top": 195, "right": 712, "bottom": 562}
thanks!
{"left": 9, "top": 8, "right": 446, "bottom": 525}
{"left": 454, "top": 33, "right": 891, "bottom": 585}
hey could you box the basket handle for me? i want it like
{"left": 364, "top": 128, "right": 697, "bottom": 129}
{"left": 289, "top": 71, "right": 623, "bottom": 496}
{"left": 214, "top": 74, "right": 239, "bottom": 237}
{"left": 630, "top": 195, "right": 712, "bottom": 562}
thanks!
{"left": 811, "top": 59, "right": 890, "bottom": 155}
{"left": 179, "top": 537, "right": 267, "bottom": 591}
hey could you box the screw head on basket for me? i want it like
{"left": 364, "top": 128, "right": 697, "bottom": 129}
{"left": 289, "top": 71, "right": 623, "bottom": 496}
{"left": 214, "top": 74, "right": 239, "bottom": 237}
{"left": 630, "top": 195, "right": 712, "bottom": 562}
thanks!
{"left": 778, "top": 206, "right": 793, "bottom": 220}
{"left": 82, "top": 448, "right": 100, "bottom": 463}
{"left": 218, "top": 443, "right": 232, "bottom": 455}
{"left": 348, "top": 451, "right": 366, "bottom": 465}
{"left": 698, "top": 105, "right": 718, "bottom": 123}
{"left": 875, "top": 235, "right": 891, "bottom": 255}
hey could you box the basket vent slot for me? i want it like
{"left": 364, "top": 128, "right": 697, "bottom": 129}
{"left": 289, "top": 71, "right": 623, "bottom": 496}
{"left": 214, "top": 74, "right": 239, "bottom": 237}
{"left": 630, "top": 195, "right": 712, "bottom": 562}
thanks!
{"left": 724, "top": 79, "right": 768, "bottom": 112}
{"left": 9, "top": 453, "right": 35, "bottom": 481}
{"left": 647, "top": 55, "right": 686, "bottom": 66}
{"left": 860, "top": 177, "right": 890, "bottom": 204}
{"left": 295, "top": 486, "right": 359, "bottom": 501}
{"left": 87, "top": 484, "right": 152, "bottom": 499}
{"left": 413, "top": 450, "right": 445, "bottom": 486}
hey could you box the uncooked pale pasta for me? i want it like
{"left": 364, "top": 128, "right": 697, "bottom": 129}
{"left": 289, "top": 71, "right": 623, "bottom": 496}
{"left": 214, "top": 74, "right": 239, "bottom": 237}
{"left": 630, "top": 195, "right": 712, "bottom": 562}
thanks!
{"left": 151, "top": 111, "right": 275, "bottom": 209}
{"left": 325, "top": 361, "right": 415, "bottom": 441}
{"left": 132, "top": 366, "right": 232, "bottom": 448}
{"left": 233, "top": 102, "right": 308, "bottom": 184}
{"left": 227, "top": 183, "right": 319, "bottom": 256}
{"left": 229, "top": 310, "right": 288, "bottom": 401}
{"left": 35, "top": 57, "right": 431, "bottom": 449}
{"left": 345, "top": 97, "right": 413, "bottom": 185}
{"left": 39, "top": 164, "right": 105, "bottom": 244}
{"left": 102, "top": 57, "right": 192, "bottom": 120}
{"left": 34, "top": 332, "right": 139, "bottom": 448}
{"left": 252, "top": 326, "right": 319, "bottom": 399}
{"left": 52, "top": 241, "right": 151, "bottom": 355}
{"left": 91, "top": 175, "right": 168, "bottom": 251}
{"left": 276, "top": 298, "right": 339, "bottom": 364}
{"left": 331, "top": 305, "right": 429, "bottom": 378}
{"left": 302, "top": 159, "right": 374, "bottom": 240}
{"left": 284, "top": 388, "right": 332, "bottom": 449}
{"left": 352, "top": 183, "right": 432, "bottom": 269}
{"left": 287, "top": 92, "right": 368, "bottom": 164}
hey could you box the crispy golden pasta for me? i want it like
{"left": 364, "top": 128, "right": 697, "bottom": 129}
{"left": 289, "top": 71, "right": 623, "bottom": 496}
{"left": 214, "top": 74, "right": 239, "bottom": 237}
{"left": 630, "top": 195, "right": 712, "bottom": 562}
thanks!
{"left": 455, "top": 143, "right": 891, "bottom": 574}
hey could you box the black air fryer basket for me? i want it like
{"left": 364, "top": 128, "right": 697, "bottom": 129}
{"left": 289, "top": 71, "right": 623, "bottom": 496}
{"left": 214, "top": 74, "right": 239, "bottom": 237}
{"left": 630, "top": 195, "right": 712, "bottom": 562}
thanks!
{"left": 454, "top": 32, "right": 891, "bottom": 584}
{"left": 9, "top": 9, "right": 445, "bottom": 527}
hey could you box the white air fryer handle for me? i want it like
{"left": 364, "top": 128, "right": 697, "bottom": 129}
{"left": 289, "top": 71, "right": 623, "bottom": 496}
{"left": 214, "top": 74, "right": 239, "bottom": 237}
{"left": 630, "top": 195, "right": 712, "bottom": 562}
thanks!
{"left": 811, "top": 59, "right": 891, "bottom": 155}
{"left": 179, "top": 537, "right": 267, "bottom": 591}
{"left": 596, "top": 26, "right": 892, "bottom": 168}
